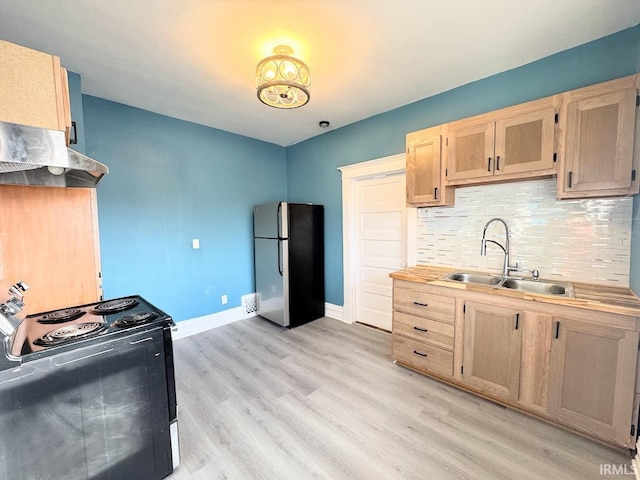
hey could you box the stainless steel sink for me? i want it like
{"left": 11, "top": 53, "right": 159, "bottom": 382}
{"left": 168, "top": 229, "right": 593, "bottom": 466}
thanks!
{"left": 441, "top": 271, "right": 502, "bottom": 286}
{"left": 440, "top": 271, "right": 574, "bottom": 297}
{"left": 500, "top": 278, "right": 574, "bottom": 297}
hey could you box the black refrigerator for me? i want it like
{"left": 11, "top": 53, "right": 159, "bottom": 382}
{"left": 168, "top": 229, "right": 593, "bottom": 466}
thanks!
{"left": 253, "top": 202, "right": 324, "bottom": 328}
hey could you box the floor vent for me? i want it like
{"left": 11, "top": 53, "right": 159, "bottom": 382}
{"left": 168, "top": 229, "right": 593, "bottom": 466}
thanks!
{"left": 241, "top": 293, "right": 258, "bottom": 318}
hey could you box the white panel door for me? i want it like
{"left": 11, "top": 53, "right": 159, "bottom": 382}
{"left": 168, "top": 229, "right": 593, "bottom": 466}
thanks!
{"left": 355, "top": 173, "right": 406, "bottom": 331}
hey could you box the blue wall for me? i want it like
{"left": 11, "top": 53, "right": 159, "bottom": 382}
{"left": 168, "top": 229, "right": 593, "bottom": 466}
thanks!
{"left": 83, "top": 96, "right": 286, "bottom": 321}
{"left": 287, "top": 24, "right": 640, "bottom": 305}
{"left": 82, "top": 24, "right": 640, "bottom": 319}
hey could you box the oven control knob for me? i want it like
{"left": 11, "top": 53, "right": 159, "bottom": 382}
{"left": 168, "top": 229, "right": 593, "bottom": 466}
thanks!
{"left": 1, "top": 298, "right": 24, "bottom": 315}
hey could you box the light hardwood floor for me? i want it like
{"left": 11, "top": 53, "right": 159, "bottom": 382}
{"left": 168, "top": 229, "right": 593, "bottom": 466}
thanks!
{"left": 167, "top": 317, "right": 631, "bottom": 479}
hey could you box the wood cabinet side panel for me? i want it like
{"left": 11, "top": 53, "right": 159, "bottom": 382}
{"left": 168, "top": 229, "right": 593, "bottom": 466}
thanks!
{"left": 0, "top": 185, "right": 102, "bottom": 313}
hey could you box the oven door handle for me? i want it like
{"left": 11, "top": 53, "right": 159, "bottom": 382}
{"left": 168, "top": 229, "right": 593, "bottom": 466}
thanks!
{"left": 55, "top": 347, "right": 114, "bottom": 366}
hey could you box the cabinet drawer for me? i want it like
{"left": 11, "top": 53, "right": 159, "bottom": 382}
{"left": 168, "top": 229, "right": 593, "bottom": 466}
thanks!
{"left": 394, "top": 311, "right": 454, "bottom": 350}
{"left": 393, "top": 335, "right": 454, "bottom": 377}
{"left": 393, "top": 287, "right": 455, "bottom": 323}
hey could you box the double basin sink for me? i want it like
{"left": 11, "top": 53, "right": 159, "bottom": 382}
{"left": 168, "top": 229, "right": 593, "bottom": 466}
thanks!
{"left": 441, "top": 271, "right": 574, "bottom": 297}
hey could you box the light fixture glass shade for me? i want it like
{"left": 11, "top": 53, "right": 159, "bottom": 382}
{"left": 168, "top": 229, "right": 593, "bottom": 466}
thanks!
{"left": 256, "top": 45, "right": 310, "bottom": 109}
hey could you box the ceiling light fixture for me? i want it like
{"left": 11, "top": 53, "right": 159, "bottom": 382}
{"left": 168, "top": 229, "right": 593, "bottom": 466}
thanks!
{"left": 256, "top": 45, "right": 310, "bottom": 109}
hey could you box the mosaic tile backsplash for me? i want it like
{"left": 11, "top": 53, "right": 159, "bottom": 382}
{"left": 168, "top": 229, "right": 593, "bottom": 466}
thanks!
{"left": 416, "top": 178, "right": 632, "bottom": 286}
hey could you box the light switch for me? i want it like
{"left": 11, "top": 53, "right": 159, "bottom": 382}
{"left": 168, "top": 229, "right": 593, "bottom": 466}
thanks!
{"left": 192, "top": 238, "right": 200, "bottom": 249}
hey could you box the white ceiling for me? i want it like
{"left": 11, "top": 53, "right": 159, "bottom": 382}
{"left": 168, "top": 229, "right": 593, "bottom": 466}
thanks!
{"left": 0, "top": 1, "right": 639, "bottom": 147}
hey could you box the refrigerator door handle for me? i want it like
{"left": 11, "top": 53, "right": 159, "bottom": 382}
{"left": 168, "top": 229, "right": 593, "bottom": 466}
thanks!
{"left": 277, "top": 239, "right": 283, "bottom": 276}
{"left": 277, "top": 202, "right": 282, "bottom": 239}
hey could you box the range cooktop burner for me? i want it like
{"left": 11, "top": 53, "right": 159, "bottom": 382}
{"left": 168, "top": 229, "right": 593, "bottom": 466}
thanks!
{"left": 37, "top": 309, "right": 86, "bottom": 324}
{"left": 91, "top": 298, "right": 139, "bottom": 315}
{"left": 34, "top": 322, "right": 107, "bottom": 346}
{"left": 112, "top": 311, "right": 159, "bottom": 328}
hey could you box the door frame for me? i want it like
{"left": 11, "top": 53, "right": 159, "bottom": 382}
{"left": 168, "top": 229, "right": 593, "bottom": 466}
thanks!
{"left": 338, "top": 153, "right": 417, "bottom": 325}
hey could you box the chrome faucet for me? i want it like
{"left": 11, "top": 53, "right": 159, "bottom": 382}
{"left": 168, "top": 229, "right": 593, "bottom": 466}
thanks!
{"left": 480, "top": 218, "right": 515, "bottom": 277}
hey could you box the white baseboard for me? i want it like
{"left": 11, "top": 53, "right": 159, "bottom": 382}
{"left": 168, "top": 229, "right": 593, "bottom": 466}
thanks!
{"left": 171, "top": 307, "right": 253, "bottom": 340}
{"left": 172, "top": 302, "right": 345, "bottom": 340}
{"left": 325, "top": 302, "right": 346, "bottom": 323}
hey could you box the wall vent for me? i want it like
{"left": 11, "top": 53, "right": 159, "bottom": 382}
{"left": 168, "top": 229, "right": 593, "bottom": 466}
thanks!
{"left": 241, "top": 293, "right": 258, "bottom": 318}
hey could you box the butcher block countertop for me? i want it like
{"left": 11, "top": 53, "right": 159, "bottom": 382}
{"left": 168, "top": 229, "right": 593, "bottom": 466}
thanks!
{"left": 390, "top": 265, "right": 640, "bottom": 318}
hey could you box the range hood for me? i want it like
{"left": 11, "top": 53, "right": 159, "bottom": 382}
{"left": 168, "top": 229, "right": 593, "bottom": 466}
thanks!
{"left": 0, "top": 121, "right": 108, "bottom": 188}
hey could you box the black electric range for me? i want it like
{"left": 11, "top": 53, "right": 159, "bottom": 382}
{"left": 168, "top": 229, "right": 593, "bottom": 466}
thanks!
{"left": 9, "top": 295, "right": 174, "bottom": 360}
{"left": 0, "top": 295, "right": 179, "bottom": 480}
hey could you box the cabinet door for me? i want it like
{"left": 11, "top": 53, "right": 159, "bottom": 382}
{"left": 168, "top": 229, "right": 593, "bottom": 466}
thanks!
{"left": 462, "top": 301, "right": 523, "bottom": 401}
{"left": 0, "top": 39, "right": 68, "bottom": 132}
{"left": 447, "top": 121, "right": 495, "bottom": 181}
{"left": 548, "top": 318, "right": 638, "bottom": 447}
{"left": 494, "top": 107, "right": 555, "bottom": 175}
{"left": 406, "top": 134, "right": 442, "bottom": 204}
{"left": 560, "top": 88, "right": 637, "bottom": 197}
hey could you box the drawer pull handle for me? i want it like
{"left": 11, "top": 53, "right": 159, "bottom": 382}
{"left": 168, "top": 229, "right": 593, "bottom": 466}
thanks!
{"left": 413, "top": 350, "right": 428, "bottom": 357}
{"left": 413, "top": 301, "right": 429, "bottom": 307}
{"left": 413, "top": 326, "right": 428, "bottom": 333}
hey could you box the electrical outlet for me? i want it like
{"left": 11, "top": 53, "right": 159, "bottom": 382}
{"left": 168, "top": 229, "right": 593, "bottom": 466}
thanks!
{"left": 221, "top": 295, "right": 228, "bottom": 305}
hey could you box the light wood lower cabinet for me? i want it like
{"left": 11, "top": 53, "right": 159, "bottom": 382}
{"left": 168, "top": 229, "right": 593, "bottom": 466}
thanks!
{"left": 548, "top": 317, "right": 639, "bottom": 446}
{"left": 461, "top": 301, "right": 523, "bottom": 402}
{"left": 391, "top": 278, "right": 640, "bottom": 449}
{"left": 392, "top": 281, "right": 456, "bottom": 379}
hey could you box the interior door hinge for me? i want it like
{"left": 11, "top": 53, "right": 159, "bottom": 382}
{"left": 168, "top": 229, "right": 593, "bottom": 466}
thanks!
{"left": 632, "top": 169, "right": 637, "bottom": 182}
{"left": 631, "top": 424, "right": 636, "bottom": 437}
{"left": 554, "top": 113, "right": 559, "bottom": 123}
{"left": 553, "top": 153, "right": 557, "bottom": 163}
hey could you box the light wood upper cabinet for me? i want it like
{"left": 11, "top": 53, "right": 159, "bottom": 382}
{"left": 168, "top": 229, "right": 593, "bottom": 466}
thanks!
{"left": 447, "top": 98, "right": 556, "bottom": 185}
{"left": 446, "top": 120, "right": 495, "bottom": 181}
{"left": 0, "top": 39, "right": 71, "bottom": 141}
{"left": 556, "top": 75, "right": 639, "bottom": 198}
{"left": 548, "top": 317, "right": 638, "bottom": 447}
{"left": 461, "top": 301, "right": 523, "bottom": 401}
{"left": 406, "top": 125, "right": 454, "bottom": 206}
{"left": 494, "top": 107, "right": 556, "bottom": 175}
